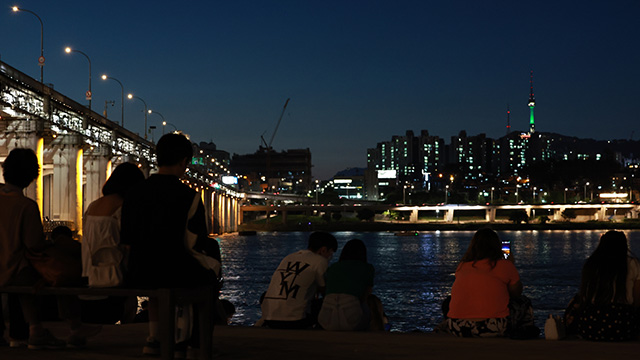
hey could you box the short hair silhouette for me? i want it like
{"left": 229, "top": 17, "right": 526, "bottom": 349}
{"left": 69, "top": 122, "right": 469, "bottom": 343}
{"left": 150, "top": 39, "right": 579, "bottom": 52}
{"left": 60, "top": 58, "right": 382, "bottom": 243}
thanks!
{"left": 308, "top": 231, "right": 338, "bottom": 252}
{"left": 51, "top": 225, "right": 73, "bottom": 240}
{"left": 156, "top": 133, "right": 192, "bottom": 167}
{"left": 2, "top": 148, "right": 39, "bottom": 188}
{"left": 102, "top": 162, "right": 145, "bottom": 197}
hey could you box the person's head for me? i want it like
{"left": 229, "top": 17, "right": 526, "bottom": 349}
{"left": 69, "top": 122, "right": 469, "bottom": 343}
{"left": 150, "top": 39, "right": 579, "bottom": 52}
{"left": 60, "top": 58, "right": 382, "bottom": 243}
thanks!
{"left": 460, "top": 228, "right": 503, "bottom": 268}
{"left": 51, "top": 225, "right": 73, "bottom": 241}
{"left": 102, "top": 162, "right": 145, "bottom": 197}
{"left": 2, "top": 148, "right": 39, "bottom": 188}
{"left": 339, "top": 239, "right": 367, "bottom": 262}
{"left": 307, "top": 231, "right": 338, "bottom": 260}
{"left": 156, "top": 133, "right": 192, "bottom": 168}
{"left": 580, "top": 230, "right": 629, "bottom": 304}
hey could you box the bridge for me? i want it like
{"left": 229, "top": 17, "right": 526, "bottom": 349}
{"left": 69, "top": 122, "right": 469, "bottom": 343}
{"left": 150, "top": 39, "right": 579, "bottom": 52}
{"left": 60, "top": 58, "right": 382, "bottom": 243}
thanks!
{"left": 0, "top": 60, "right": 242, "bottom": 235}
{"left": 240, "top": 203, "right": 640, "bottom": 224}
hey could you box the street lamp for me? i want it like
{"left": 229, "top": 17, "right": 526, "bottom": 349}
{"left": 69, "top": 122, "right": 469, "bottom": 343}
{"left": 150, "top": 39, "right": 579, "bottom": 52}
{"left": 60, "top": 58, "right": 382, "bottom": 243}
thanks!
{"left": 148, "top": 109, "right": 166, "bottom": 135}
{"left": 584, "top": 182, "right": 590, "bottom": 202}
{"left": 64, "top": 47, "right": 92, "bottom": 110}
{"left": 490, "top": 187, "right": 495, "bottom": 203}
{"left": 564, "top": 187, "right": 568, "bottom": 203}
{"left": 445, "top": 185, "right": 449, "bottom": 204}
{"left": 12, "top": 6, "right": 44, "bottom": 83}
{"left": 101, "top": 74, "right": 125, "bottom": 127}
{"left": 162, "top": 121, "right": 178, "bottom": 133}
{"left": 127, "top": 94, "right": 148, "bottom": 140}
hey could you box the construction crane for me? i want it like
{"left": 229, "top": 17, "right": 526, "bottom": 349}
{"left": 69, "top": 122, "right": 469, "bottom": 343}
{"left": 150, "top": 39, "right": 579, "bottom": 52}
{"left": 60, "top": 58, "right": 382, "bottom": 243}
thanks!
{"left": 259, "top": 98, "right": 290, "bottom": 193}
{"left": 261, "top": 98, "right": 290, "bottom": 151}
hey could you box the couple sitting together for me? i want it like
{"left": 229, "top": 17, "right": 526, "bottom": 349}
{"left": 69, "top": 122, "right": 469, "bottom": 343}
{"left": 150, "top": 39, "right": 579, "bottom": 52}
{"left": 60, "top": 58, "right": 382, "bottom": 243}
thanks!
{"left": 259, "top": 232, "right": 386, "bottom": 331}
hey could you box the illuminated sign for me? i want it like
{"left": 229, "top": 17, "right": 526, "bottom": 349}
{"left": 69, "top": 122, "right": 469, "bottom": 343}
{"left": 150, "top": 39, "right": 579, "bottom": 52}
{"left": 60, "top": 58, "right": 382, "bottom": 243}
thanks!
{"left": 334, "top": 179, "right": 352, "bottom": 184}
{"left": 377, "top": 170, "right": 397, "bottom": 179}
{"left": 222, "top": 176, "right": 238, "bottom": 185}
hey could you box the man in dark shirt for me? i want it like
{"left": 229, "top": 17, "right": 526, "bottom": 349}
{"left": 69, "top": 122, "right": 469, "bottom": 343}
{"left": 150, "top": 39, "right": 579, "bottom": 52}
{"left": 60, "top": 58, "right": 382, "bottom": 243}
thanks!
{"left": 121, "top": 133, "right": 220, "bottom": 355}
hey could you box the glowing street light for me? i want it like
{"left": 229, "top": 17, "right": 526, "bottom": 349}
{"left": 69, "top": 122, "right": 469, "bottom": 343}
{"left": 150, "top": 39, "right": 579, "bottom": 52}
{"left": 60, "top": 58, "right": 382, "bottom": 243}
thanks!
{"left": 148, "top": 109, "right": 166, "bottom": 135}
{"left": 127, "top": 93, "right": 148, "bottom": 140}
{"left": 101, "top": 74, "right": 125, "bottom": 127}
{"left": 162, "top": 120, "right": 178, "bottom": 134}
{"left": 64, "top": 47, "right": 92, "bottom": 110}
{"left": 12, "top": 6, "right": 44, "bottom": 83}
{"left": 584, "top": 182, "right": 590, "bottom": 202}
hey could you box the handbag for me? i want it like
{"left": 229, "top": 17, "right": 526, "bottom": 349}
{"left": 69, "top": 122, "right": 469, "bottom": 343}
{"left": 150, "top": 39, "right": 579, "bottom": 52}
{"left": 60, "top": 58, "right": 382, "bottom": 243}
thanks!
{"left": 544, "top": 314, "right": 566, "bottom": 340}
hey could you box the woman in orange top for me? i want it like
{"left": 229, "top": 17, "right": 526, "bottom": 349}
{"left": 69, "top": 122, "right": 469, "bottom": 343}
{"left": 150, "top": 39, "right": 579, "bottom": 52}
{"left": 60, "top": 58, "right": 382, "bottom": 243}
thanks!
{"left": 447, "top": 228, "right": 523, "bottom": 337}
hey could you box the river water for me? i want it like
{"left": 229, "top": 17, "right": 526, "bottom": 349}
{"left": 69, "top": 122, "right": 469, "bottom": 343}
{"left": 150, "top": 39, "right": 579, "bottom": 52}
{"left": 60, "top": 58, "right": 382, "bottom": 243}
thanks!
{"left": 217, "top": 230, "right": 640, "bottom": 332}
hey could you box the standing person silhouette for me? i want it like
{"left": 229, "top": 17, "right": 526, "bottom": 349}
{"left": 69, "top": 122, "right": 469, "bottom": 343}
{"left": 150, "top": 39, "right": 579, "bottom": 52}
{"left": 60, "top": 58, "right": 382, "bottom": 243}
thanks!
{"left": 121, "top": 133, "right": 221, "bottom": 356}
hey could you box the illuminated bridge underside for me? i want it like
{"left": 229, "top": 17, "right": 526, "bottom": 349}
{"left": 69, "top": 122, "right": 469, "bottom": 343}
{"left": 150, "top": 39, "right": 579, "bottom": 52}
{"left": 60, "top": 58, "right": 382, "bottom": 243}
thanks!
{"left": 1, "top": 60, "right": 241, "bottom": 235}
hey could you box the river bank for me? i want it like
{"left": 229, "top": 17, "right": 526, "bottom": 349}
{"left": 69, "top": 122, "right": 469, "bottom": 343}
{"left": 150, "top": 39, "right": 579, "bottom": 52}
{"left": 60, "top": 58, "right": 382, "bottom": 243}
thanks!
{"left": 3, "top": 322, "right": 639, "bottom": 360}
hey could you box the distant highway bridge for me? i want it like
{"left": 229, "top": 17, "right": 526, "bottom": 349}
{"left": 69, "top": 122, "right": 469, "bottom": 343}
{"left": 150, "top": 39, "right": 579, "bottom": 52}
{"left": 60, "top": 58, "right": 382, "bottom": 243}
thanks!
{"left": 240, "top": 203, "right": 640, "bottom": 224}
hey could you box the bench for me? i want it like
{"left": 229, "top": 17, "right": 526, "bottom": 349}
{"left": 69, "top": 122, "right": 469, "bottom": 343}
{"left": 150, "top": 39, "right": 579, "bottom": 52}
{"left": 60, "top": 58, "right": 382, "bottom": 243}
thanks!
{"left": 0, "top": 285, "right": 214, "bottom": 360}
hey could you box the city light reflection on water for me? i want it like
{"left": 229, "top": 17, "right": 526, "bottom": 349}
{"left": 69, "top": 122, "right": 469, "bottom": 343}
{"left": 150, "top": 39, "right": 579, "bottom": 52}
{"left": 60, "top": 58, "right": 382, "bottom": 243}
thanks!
{"left": 217, "top": 230, "right": 640, "bottom": 332}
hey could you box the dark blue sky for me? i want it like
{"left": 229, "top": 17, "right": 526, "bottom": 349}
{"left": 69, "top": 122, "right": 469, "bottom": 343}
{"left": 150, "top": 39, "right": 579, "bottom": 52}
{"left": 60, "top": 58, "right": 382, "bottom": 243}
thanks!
{"left": 2, "top": 1, "right": 638, "bottom": 179}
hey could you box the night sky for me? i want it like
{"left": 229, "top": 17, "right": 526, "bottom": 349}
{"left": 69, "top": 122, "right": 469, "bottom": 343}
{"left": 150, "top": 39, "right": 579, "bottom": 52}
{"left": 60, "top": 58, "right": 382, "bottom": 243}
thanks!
{"left": 1, "top": 1, "right": 638, "bottom": 179}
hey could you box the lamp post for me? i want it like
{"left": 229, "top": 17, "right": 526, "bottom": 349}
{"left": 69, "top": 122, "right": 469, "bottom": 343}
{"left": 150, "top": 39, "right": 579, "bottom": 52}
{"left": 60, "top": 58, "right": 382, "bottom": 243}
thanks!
{"left": 162, "top": 121, "right": 178, "bottom": 133}
{"left": 445, "top": 185, "right": 449, "bottom": 204}
{"left": 12, "top": 6, "right": 44, "bottom": 83}
{"left": 403, "top": 184, "right": 407, "bottom": 204}
{"left": 490, "top": 187, "right": 495, "bottom": 203}
{"left": 564, "top": 187, "right": 568, "bottom": 203}
{"left": 101, "top": 75, "right": 124, "bottom": 127}
{"left": 148, "top": 110, "right": 166, "bottom": 135}
{"left": 128, "top": 94, "right": 148, "bottom": 140}
{"left": 584, "top": 182, "right": 590, "bottom": 202}
{"left": 64, "top": 47, "right": 92, "bottom": 110}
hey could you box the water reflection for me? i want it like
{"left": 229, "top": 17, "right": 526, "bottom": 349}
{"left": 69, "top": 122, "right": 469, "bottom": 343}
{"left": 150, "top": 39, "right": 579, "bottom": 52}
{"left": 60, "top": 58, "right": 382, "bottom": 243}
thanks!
{"left": 217, "top": 230, "right": 640, "bottom": 332}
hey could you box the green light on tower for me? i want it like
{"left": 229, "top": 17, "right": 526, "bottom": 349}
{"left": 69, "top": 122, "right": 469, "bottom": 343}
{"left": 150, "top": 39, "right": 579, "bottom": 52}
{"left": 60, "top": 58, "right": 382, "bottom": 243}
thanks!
{"left": 528, "top": 71, "right": 535, "bottom": 134}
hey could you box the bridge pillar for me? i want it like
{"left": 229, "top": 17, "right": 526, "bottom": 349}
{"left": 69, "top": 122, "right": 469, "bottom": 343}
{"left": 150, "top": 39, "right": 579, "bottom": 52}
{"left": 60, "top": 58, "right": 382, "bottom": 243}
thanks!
{"left": 485, "top": 207, "right": 496, "bottom": 222}
{"left": 597, "top": 206, "right": 607, "bottom": 221}
{"left": 554, "top": 207, "right": 565, "bottom": 221}
{"left": 410, "top": 209, "right": 418, "bottom": 223}
{"left": 52, "top": 137, "right": 84, "bottom": 236}
{"left": 445, "top": 209, "right": 454, "bottom": 222}
{"left": 84, "top": 147, "right": 111, "bottom": 212}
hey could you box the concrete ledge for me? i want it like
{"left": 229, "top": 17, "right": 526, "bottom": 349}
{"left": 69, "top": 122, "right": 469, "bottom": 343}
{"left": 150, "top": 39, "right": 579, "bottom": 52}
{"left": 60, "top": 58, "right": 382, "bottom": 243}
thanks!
{"left": 2, "top": 322, "right": 639, "bottom": 360}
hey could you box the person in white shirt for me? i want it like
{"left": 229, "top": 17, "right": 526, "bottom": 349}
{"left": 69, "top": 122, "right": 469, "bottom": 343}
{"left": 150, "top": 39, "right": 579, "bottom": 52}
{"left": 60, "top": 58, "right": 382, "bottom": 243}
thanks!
{"left": 261, "top": 232, "right": 338, "bottom": 329}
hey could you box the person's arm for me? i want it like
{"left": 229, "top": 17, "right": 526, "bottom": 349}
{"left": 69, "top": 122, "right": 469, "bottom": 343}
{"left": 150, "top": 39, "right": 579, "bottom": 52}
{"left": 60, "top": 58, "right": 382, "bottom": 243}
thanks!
{"left": 23, "top": 201, "right": 47, "bottom": 252}
{"left": 633, "top": 280, "right": 640, "bottom": 307}
{"left": 508, "top": 280, "right": 523, "bottom": 297}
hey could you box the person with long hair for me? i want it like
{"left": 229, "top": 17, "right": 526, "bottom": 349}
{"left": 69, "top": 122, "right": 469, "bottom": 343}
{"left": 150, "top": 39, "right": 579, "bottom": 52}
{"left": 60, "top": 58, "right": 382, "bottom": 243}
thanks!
{"left": 573, "top": 230, "right": 640, "bottom": 341}
{"left": 81, "top": 162, "right": 145, "bottom": 324}
{"left": 318, "top": 239, "right": 385, "bottom": 331}
{"left": 446, "top": 228, "right": 523, "bottom": 337}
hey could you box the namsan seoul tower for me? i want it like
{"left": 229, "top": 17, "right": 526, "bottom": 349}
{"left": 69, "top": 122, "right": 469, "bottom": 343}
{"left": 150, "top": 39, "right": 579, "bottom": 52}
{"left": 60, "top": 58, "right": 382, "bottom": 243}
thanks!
{"left": 528, "top": 70, "right": 536, "bottom": 134}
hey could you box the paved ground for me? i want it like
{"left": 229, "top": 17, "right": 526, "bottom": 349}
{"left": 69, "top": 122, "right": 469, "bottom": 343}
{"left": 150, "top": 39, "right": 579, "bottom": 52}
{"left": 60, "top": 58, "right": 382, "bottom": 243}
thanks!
{"left": 1, "top": 322, "right": 639, "bottom": 359}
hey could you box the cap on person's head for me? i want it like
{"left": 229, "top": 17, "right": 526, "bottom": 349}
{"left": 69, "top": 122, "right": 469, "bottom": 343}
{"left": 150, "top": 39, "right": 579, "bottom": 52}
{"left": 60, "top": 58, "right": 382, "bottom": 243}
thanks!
{"left": 2, "top": 148, "right": 39, "bottom": 188}
{"left": 308, "top": 231, "right": 338, "bottom": 252}
{"left": 156, "top": 133, "right": 193, "bottom": 167}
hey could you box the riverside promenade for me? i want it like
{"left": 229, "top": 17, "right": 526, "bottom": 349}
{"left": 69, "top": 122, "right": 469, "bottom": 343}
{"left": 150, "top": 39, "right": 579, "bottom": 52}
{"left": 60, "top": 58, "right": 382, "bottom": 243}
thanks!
{"left": 1, "top": 322, "right": 639, "bottom": 359}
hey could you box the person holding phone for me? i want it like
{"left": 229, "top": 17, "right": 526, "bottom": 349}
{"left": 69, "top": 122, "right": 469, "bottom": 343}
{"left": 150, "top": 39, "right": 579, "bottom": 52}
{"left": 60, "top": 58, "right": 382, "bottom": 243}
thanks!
{"left": 446, "top": 228, "right": 523, "bottom": 337}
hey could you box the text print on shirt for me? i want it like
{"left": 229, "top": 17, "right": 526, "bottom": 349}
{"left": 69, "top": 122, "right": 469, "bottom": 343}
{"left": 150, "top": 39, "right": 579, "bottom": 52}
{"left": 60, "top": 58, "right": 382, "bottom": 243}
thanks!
{"left": 275, "top": 261, "right": 310, "bottom": 299}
